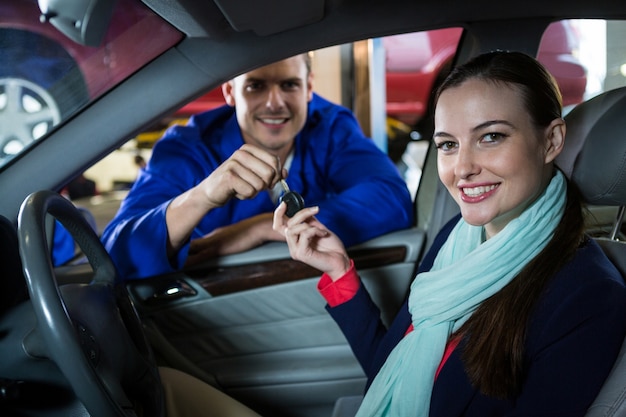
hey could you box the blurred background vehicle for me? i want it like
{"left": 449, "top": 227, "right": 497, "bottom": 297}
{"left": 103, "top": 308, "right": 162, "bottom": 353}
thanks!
{"left": 0, "top": 0, "right": 183, "bottom": 165}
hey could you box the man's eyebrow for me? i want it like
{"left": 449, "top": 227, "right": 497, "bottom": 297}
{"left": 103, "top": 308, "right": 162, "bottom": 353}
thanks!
{"left": 243, "top": 76, "right": 264, "bottom": 83}
{"left": 281, "top": 77, "right": 304, "bottom": 83}
{"left": 243, "top": 76, "right": 302, "bottom": 84}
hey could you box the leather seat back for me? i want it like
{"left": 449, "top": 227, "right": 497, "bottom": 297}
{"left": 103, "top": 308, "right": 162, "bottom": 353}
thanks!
{"left": 560, "top": 87, "right": 626, "bottom": 417}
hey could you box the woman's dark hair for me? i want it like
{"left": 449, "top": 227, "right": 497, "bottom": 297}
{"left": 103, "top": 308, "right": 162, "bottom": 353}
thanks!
{"left": 435, "top": 51, "right": 563, "bottom": 128}
{"left": 437, "top": 51, "right": 585, "bottom": 398}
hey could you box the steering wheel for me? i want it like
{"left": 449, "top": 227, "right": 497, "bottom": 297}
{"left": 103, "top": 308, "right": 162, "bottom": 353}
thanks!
{"left": 17, "top": 190, "right": 164, "bottom": 417}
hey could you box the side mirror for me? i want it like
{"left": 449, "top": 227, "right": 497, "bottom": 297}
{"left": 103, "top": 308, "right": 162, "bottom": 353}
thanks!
{"left": 38, "top": 0, "right": 117, "bottom": 47}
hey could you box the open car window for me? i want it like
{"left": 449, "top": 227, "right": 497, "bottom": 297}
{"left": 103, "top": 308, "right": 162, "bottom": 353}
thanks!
{"left": 80, "top": 27, "right": 468, "bottom": 224}
{"left": 539, "top": 20, "right": 626, "bottom": 110}
{"left": 78, "top": 20, "right": 610, "bottom": 235}
{"left": 539, "top": 19, "right": 626, "bottom": 239}
{"left": 0, "top": 0, "right": 182, "bottom": 169}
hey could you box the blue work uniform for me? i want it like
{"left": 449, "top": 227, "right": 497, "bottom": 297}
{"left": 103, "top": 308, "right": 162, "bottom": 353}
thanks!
{"left": 102, "top": 94, "right": 413, "bottom": 279}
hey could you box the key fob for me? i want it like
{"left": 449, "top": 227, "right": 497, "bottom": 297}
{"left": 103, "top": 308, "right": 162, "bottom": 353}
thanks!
{"left": 280, "top": 191, "right": 305, "bottom": 217}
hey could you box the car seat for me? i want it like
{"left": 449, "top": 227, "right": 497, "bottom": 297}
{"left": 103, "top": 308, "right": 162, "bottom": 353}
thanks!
{"left": 564, "top": 86, "right": 626, "bottom": 417}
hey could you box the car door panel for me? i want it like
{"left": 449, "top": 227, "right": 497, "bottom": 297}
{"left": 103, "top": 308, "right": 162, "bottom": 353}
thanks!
{"left": 126, "top": 227, "right": 425, "bottom": 416}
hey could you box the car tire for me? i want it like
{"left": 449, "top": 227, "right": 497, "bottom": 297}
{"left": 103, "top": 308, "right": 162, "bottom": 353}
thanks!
{"left": 0, "top": 29, "right": 89, "bottom": 161}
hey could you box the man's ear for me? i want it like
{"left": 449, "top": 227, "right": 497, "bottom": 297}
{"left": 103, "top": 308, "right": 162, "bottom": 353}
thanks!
{"left": 222, "top": 81, "right": 236, "bottom": 107}
{"left": 544, "top": 117, "right": 566, "bottom": 164}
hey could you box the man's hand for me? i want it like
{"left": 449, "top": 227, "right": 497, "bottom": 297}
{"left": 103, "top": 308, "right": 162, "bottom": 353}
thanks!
{"left": 200, "top": 144, "right": 285, "bottom": 208}
{"left": 166, "top": 144, "right": 285, "bottom": 256}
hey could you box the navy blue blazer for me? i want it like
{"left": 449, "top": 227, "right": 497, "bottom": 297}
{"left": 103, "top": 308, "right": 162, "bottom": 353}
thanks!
{"left": 328, "top": 215, "right": 626, "bottom": 416}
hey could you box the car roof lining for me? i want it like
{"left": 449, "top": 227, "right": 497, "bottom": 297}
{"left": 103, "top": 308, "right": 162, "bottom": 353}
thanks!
{"left": 142, "top": 0, "right": 626, "bottom": 40}
{"left": 142, "top": 0, "right": 232, "bottom": 38}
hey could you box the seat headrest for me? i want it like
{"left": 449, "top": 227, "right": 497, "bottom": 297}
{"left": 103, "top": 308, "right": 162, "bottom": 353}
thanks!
{"left": 558, "top": 87, "right": 626, "bottom": 206}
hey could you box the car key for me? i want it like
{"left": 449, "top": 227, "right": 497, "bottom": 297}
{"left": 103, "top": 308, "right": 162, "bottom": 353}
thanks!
{"left": 279, "top": 179, "right": 305, "bottom": 217}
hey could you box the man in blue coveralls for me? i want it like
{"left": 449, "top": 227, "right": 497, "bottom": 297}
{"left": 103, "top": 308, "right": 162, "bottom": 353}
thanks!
{"left": 102, "top": 53, "right": 413, "bottom": 279}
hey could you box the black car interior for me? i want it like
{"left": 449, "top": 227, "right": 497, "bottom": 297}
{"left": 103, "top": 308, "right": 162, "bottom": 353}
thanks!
{"left": 0, "top": 2, "right": 625, "bottom": 414}
{"left": 0, "top": 216, "right": 27, "bottom": 316}
{"left": 565, "top": 86, "right": 626, "bottom": 415}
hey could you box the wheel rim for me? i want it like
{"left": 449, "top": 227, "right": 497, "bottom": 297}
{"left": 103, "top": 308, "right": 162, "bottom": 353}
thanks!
{"left": 0, "top": 77, "right": 62, "bottom": 159}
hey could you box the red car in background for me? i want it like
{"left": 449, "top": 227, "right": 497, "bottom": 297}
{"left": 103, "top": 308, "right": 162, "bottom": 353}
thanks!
{"left": 1, "top": 1, "right": 586, "bottom": 155}
{"left": 538, "top": 20, "right": 588, "bottom": 109}
{"left": 383, "top": 28, "right": 463, "bottom": 128}
{"left": 164, "top": 21, "right": 586, "bottom": 142}
{"left": 0, "top": 0, "right": 181, "bottom": 161}
{"left": 383, "top": 21, "right": 586, "bottom": 129}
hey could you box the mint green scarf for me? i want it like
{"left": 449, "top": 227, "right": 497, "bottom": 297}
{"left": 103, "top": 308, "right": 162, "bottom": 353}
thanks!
{"left": 356, "top": 170, "right": 567, "bottom": 417}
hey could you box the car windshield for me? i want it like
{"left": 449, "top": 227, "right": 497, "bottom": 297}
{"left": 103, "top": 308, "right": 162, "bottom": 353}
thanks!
{"left": 0, "top": 0, "right": 182, "bottom": 169}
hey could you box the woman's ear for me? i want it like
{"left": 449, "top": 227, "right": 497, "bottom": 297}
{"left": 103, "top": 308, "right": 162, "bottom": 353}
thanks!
{"left": 544, "top": 118, "right": 566, "bottom": 164}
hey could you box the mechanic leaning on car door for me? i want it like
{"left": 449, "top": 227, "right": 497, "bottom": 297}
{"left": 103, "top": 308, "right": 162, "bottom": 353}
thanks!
{"left": 274, "top": 51, "right": 626, "bottom": 416}
{"left": 101, "top": 53, "right": 413, "bottom": 279}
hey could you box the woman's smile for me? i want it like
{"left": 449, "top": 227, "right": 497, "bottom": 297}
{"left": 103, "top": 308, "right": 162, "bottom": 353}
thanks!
{"left": 459, "top": 183, "right": 499, "bottom": 202}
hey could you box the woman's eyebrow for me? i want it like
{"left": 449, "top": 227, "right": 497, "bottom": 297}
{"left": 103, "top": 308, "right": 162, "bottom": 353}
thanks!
{"left": 472, "top": 120, "right": 515, "bottom": 132}
{"left": 433, "top": 131, "right": 453, "bottom": 139}
{"left": 433, "top": 120, "right": 515, "bottom": 139}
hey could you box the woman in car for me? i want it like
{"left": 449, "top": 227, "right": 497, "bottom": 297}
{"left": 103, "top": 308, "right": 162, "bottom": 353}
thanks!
{"left": 273, "top": 51, "right": 626, "bottom": 416}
